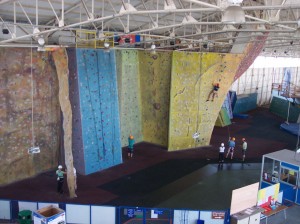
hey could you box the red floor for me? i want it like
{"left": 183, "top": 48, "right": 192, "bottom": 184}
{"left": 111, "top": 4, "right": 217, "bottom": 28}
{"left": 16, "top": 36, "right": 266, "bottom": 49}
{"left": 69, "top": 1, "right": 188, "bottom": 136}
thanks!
{"left": 0, "top": 107, "right": 297, "bottom": 207}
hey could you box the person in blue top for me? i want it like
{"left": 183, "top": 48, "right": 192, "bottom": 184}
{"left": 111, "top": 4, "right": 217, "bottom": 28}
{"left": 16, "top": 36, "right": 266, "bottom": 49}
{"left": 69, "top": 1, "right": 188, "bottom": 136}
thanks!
{"left": 206, "top": 83, "right": 220, "bottom": 102}
{"left": 128, "top": 135, "right": 135, "bottom": 158}
{"left": 226, "top": 137, "right": 236, "bottom": 160}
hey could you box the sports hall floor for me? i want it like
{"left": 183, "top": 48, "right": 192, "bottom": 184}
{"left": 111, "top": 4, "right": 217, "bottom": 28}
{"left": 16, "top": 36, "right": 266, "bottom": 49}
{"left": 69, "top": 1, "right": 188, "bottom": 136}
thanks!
{"left": 0, "top": 107, "right": 299, "bottom": 223}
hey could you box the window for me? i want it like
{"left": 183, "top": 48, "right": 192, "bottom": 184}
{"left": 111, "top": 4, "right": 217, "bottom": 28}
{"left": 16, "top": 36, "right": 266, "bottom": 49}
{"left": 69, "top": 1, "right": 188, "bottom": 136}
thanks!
{"left": 262, "top": 158, "right": 280, "bottom": 183}
{"left": 280, "top": 167, "right": 298, "bottom": 185}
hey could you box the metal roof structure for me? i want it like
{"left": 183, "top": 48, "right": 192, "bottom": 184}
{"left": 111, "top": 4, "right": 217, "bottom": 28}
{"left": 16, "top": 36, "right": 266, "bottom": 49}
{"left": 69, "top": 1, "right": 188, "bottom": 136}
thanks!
{"left": 0, "top": 0, "right": 300, "bottom": 57}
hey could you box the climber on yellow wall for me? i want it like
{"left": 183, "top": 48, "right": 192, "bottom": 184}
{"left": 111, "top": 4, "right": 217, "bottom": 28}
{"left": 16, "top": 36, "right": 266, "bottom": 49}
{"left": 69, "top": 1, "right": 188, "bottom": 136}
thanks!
{"left": 206, "top": 83, "right": 220, "bottom": 102}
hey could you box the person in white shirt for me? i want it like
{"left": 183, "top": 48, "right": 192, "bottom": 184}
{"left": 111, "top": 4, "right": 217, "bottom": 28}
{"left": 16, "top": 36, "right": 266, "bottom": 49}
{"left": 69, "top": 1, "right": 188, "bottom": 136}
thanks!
{"left": 242, "top": 138, "right": 248, "bottom": 162}
{"left": 219, "top": 143, "right": 225, "bottom": 165}
{"left": 73, "top": 167, "right": 77, "bottom": 191}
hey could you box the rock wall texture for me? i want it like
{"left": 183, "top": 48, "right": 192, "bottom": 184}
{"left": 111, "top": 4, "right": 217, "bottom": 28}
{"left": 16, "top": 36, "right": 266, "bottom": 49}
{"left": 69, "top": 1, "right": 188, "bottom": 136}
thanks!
{"left": 52, "top": 48, "right": 76, "bottom": 198}
{"left": 75, "top": 49, "right": 122, "bottom": 175}
{"left": 139, "top": 51, "right": 172, "bottom": 147}
{"left": 168, "top": 52, "right": 242, "bottom": 150}
{"left": 0, "top": 48, "right": 60, "bottom": 185}
{"left": 116, "top": 50, "right": 143, "bottom": 147}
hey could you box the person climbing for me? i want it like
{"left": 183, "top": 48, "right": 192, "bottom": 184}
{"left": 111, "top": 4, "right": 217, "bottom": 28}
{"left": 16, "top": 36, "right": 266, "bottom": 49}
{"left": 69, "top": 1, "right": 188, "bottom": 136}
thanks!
{"left": 56, "top": 165, "right": 66, "bottom": 195}
{"left": 206, "top": 83, "right": 220, "bottom": 102}
{"left": 128, "top": 134, "right": 135, "bottom": 158}
{"left": 241, "top": 138, "right": 247, "bottom": 162}
{"left": 226, "top": 137, "right": 236, "bottom": 160}
{"left": 219, "top": 143, "right": 225, "bottom": 165}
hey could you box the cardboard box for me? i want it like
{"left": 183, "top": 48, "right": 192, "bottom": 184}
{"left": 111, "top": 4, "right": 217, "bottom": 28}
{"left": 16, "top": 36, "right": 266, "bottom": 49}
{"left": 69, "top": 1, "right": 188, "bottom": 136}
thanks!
{"left": 33, "top": 205, "right": 65, "bottom": 224}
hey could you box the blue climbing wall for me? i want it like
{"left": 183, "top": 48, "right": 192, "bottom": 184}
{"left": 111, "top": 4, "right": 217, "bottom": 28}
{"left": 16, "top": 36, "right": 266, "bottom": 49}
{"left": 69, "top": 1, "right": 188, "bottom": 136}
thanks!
{"left": 270, "top": 96, "right": 300, "bottom": 123}
{"left": 233, "top": 93, "right": 258, "bottom": 114}
{"left": 76, "top": 49, "right": 122, "bottom": 175}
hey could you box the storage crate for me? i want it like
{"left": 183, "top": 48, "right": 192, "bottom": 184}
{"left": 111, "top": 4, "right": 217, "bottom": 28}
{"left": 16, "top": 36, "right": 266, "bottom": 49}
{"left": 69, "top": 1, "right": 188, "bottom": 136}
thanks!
{"left": 33, "top": 205, "right": 65, "bottom": 224}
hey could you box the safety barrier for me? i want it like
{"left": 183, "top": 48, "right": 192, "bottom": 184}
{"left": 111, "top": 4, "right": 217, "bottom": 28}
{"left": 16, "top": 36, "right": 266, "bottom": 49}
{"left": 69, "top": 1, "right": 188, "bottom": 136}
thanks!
{"left": 0, "top": 199, "right": 229, "bottom": 224}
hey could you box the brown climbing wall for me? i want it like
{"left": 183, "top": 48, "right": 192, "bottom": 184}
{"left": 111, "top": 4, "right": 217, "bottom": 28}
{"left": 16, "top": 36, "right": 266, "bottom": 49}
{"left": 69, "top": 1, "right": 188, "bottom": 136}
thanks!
{"left": 52, "top": 48, "right": 76, "bottom": 198}
{"left": 0, "top": 48, "right": 60, "bottom": 185}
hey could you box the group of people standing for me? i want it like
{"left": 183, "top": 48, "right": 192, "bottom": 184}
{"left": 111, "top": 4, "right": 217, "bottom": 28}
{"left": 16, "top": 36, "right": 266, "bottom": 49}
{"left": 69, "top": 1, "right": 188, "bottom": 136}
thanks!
{"left": 218, "top": 137, "right": 248, "bottom": 165}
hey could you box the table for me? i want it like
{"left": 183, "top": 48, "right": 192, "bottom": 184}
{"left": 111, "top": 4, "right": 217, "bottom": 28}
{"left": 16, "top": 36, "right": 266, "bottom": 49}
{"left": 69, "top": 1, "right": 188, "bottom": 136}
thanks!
{"left": 260, "top": 203, "right": 288, "bottom": 224}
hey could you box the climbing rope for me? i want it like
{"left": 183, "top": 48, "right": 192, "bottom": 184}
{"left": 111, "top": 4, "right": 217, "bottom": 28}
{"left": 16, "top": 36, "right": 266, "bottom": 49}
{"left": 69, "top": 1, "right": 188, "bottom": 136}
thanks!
{"left": 28, "top": 41, "right": 40, "bottom": 154}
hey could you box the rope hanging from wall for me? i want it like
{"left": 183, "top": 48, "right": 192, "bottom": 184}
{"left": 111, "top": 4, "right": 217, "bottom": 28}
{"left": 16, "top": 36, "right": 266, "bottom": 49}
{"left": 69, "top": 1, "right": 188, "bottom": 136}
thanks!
{"left": 28, "top": 42, "right": 40, "bottom": 154}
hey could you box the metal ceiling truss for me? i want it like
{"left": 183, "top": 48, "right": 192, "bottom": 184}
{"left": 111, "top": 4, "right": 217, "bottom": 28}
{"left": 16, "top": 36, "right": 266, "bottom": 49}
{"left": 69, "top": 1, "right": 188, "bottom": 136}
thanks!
{"left": 0, "top": 0, "right": 300, "bottom": 57}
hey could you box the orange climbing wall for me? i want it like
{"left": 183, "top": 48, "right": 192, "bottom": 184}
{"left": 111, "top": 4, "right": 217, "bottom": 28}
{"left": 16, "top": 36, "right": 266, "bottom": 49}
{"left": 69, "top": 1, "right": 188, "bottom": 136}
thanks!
{"left": 168, "top": 52, "right": 243, "bottom": 151}
{"left": 139, "top": 51, "right": 172, "bottom": 146}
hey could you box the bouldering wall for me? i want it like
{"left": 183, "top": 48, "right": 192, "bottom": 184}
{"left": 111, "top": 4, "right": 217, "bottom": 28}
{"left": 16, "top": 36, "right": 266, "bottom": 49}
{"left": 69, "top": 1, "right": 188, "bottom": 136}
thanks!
{"left": 139, "top": 51, "right": 172, "bottom": 146}
{"left": 76, "top": 49, "right": 122, "bottom": 175}
{"left": 168, "top": 52, "right": 201, "bottom": 151}
{"left": 116, "top": 50, "right": 142, "bottom": 147}
{"left": 0, "top": 48, "right": 60, "bottom": 185}
{"left": 168, "top": 52, "right": 242, "bottom": 151}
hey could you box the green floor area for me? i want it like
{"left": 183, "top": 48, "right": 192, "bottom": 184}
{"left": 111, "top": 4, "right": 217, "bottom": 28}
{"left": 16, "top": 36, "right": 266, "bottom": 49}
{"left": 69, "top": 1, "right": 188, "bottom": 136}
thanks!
{"left": 156, "top": 163, "right": 262, "bottom": 210}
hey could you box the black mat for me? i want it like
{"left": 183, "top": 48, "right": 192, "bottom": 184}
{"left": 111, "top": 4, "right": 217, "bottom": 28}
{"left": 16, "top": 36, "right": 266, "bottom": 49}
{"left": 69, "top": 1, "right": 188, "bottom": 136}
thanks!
{"left": 99, "top": 159, "right": 208, "bottom": 196}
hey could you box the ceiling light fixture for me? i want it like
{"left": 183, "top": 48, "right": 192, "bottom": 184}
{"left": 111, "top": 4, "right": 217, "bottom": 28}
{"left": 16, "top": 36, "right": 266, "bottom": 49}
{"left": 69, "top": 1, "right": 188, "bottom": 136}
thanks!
{"left": 37, "top": 37, "right": 45, "bottom": 46}
{"left": 104, "top": 42, "right": 110, "bottom": 48}
{"left": 222, "top": 1, "right": 245, "bottom": 24}
{"left": 151, "top": 43, "right": 156, "bottom": 50}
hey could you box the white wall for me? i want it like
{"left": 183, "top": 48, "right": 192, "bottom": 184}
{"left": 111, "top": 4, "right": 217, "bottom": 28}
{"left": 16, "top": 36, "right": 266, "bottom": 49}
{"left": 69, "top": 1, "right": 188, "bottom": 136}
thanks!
{"left": 231, "top": 56, "right": 300, "bottom": 106}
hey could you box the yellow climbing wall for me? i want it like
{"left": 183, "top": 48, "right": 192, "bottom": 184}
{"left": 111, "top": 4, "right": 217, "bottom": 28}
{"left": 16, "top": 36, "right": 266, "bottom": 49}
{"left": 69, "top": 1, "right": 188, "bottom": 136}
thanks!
{"left": 168, "top": 52, "right": 201, "bottom": 150}
{"left": 198, "top": 53, "right": 243, "bottom": 146}
{"left": 168, "top": 52, "right": 243, "bottom": 151}
{"left": 116, "top": 50, "right": 143, "bottom": 147}
{"left": 139, "top": 51, "right": 172, "bottom": 146}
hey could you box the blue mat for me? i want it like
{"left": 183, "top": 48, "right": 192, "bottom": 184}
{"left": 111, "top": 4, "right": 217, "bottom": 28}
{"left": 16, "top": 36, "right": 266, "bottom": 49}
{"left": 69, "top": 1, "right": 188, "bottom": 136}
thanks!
{"left": 280, "top": 123, "right": 300, "bottom": 136}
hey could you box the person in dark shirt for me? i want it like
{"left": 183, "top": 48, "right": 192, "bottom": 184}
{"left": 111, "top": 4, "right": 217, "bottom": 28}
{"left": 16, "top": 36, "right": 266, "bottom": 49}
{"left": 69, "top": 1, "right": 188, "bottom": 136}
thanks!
{"left": 206, "top": 83, "right": 220, "bottom": 102}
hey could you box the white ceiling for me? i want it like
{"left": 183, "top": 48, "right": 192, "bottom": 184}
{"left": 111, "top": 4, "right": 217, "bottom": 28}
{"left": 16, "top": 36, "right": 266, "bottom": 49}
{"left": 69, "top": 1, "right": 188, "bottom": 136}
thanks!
{"left": 0, "top": 0, "right": 300, "bottom": 57}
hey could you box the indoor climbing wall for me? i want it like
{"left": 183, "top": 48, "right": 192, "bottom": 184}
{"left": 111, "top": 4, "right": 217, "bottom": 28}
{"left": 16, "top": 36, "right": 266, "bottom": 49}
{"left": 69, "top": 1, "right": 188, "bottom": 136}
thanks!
{"left": 168, "top": 52, "right": 201, "bottom": 151}
{"left": 0, "top": 48, "right": 60, "bottom": 185}
{"left": 235, "top": 35, "right": 268, "bottom": 80}
{"left": 139, "top": 51, "right": 172, "bottom": 147}
{"left": 168, "top": 52, "right": 243, "bottom": 151}
{"left": 197, "top": 53, "right": 243, "bottom": 146}
{"left": 116, "top": 50, "right": 143, "bottom": 147}
{"left": 75, "top": 49, "right": 122, "bottom": 175}
{"left": 67, "top": 48, "right": 85, "bottom": 175}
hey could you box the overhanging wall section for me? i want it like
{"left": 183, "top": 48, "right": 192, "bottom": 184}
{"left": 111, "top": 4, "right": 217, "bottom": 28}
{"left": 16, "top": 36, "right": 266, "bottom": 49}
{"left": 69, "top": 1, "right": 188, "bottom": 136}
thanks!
{"left": 116, "top": 50, "right": 142, "bottom": 147}
{"left": 76, "top": 49, "right": 122, "bottom": 175}
{"left": 139, "top": 51, "right": 172, "bottom": 146}
{"left": 168, "top": 52, "right": 242, "bottom": 151}
{"left": 198, "top": 53, "right": 242, "bottom": 146}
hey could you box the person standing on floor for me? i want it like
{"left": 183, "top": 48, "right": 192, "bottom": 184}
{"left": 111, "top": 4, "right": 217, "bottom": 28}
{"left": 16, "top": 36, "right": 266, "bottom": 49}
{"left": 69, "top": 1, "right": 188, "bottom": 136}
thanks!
{"left": 219, "top": 143, "right": 225, "bottom": 165}
{"left": 226, "top": 137, "right": 236, "bottom": 160}
{"left": 73, "top": 167, "right": 78, "bottom": 197}
{"left": 241, "top": 138, "right": 248, "bottom": 162}
{"left": 128, "top": 134, "right": 135, "bottom": 158}
{"left": 56, "top": 165, "right": 66, "bottom": 194}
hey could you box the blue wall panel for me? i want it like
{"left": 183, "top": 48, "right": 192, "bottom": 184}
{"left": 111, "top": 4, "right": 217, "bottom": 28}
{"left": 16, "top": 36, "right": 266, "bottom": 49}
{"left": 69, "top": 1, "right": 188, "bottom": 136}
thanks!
{"left": 76, "top": 49, "right": 122, "bottom": 175}
{"left": 233, "top": 93, "right": 257, "bottom": 114}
